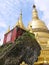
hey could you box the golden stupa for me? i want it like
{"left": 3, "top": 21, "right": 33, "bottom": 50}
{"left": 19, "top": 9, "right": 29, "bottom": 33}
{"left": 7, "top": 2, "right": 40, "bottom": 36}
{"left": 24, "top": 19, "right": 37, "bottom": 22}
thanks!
{"left": 28, "top": 5, "right": 49, "bottom": 65}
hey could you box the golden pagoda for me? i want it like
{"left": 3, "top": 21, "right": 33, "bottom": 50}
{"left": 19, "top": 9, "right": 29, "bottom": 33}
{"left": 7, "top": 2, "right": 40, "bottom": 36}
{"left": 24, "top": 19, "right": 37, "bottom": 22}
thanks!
{"left": 28, "top": 5, "right": 49, "bottom": 65}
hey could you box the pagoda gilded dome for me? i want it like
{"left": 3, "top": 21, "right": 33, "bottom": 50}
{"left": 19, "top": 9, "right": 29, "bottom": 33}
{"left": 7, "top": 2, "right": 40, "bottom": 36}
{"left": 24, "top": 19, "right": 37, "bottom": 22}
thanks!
{"left": 28, "top": 5, "right": 48, "bottom": 30}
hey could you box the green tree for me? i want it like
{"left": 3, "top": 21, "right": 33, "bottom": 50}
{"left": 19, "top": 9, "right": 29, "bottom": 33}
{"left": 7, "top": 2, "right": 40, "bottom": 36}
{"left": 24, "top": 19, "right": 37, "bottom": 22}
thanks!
{"left": 0, "top": 31, "right": 41, "bottom": 65}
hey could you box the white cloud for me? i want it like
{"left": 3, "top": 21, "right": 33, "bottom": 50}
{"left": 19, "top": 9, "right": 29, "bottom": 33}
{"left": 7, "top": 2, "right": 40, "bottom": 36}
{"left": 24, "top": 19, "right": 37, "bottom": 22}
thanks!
{"left": 0, "top": 32, "right": 4, "bottom": 46}
{"left": 0, "top": 38, "right": 3, "bottom": 46}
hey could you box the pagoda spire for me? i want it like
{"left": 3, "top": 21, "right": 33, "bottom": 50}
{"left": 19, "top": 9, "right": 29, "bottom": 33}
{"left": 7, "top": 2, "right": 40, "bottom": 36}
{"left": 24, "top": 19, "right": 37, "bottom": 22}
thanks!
{"left": 18, "top": 10, "right": 25, "bottom": 29}
{"left": 19, "top": 10, "right": 22, "bottom": 26}
{"left": 19, "top": 9, "right": 22, "bottom": 21}
{"left": 32, "top": 5, "right": 38, "bottom": 19}
{"left": 15, "top": 10, "right": 25, "bottom": 30}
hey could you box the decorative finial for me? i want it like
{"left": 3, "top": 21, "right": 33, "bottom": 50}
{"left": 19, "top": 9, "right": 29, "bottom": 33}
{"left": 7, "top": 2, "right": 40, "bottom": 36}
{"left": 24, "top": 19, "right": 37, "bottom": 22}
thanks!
{"left": 8, "top": 26, "right": 10, "bottom": 32}
{"left": 6, "top": 26, "right": 10, "bottom": 33}
{"left": 20, "top": 9, "right": 22, "bottom": 15}
{"left": 20, "top": 61, "right": 28, "bottom": 65}
{"left": 33, "top": 5, "right": 36, "bottom": 8}
{"left": 19, "top": 9, "right": 22, "bottom": 20}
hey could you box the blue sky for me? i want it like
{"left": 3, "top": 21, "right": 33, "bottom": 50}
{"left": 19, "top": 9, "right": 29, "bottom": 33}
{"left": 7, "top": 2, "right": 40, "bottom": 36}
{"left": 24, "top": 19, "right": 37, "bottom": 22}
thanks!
{"left": 0, "top": 0, "right": 49, "bottom": 45}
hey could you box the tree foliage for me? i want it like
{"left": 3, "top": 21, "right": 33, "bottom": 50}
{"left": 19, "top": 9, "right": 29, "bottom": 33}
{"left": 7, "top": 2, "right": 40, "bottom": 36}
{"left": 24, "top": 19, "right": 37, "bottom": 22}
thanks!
{"left": 0, "top": 31, "right": 41, "bottom": 65}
